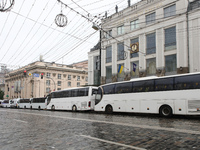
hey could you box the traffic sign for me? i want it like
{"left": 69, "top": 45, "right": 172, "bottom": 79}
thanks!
{"left": 33, "top": 73, "right": 40, "bottom": 77}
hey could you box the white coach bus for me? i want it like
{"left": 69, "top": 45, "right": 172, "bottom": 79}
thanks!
{"left": 46, "top": 86, "right": 98, "bottom": 111}
{"left": 30, "top": 97, "right": 46, "bottom": 110}
{"left": 17, "top": 98, "right": 31, "bottom": 109}
{"left": 94, "top": 72, "right": 200, "bottom": 117}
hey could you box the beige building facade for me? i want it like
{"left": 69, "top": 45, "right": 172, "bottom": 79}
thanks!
{"left": 4, "top": 61, "right": 88, "bottom": 99}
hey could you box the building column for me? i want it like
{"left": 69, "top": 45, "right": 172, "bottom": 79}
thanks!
{"left": 156, "top": 28, "right": 165, "bottom": 76}
{"left": 177, "top": 21, "right": 189, "bottom": 74}
{"left": 139, "top": 33, "right": 146, "bottom": 77}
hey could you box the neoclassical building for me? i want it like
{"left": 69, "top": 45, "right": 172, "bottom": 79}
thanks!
{"left": 4, "top": 61, "right": 88, "bottom": 99}
{"left": 88, "top": 0, "right": 200, "bottom": 85}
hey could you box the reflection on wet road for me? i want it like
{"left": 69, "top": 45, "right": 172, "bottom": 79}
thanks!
{"left": 0, "top": 108, "right": 200, "bottom": 150}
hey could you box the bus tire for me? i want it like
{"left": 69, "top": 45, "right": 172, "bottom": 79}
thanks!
{"left": 24, "top": 106, "right": 26, "bottom": 109}
{"left": 72, "top": 105, "right": 77, "bottom": 112}
{"left": 38, "top": 106, "right": 41, "bottom": 110}
{"left": 105, "top": 105, "right": 113, "bottom": 114}
{"left": 51, "top": 105, "right": 55, "bottom": 111}
{"left": 159, "top": 105, "right": 172, "bottom": 117}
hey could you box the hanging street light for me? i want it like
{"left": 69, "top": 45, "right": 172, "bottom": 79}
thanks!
{"left": 55, "top": 13, "right": 68, "bottom": 27}
{"left": 0, "top": 0, "right": 15, "bottom": 12}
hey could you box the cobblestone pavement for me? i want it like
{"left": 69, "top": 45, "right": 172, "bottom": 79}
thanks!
{"left": 0, "top": 108, "right": 200, "bottom": 150}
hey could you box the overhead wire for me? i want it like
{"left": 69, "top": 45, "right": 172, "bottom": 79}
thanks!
{"left": 6, "top": 0, "right": 57, "bottom": 65}
{"left": 2, "top": 0, "right": 37, "bottom": 63}
{"left": 0, "top": 0, "right": 26, "bottom": 61}
{"left": 40, "top": 18, "right": 90, "bottom": 62}
{"left": 46, "top": 21, "right": 95, "bottom": 62}
{"left": 0, "top": 11, "right": 11, "bottom": 36}
{"left": 54, "top": 30, "right": 98, "bottom": 62}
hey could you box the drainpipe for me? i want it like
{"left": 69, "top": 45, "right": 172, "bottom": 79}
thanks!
{"left": 186, "top": 0, "right": 190, "bottom": 73}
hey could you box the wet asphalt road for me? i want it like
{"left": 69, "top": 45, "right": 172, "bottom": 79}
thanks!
{"left": 0, "top": 108, "right": 200, "bottom": 150}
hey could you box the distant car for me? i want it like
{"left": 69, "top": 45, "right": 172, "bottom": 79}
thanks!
{"left": 1, "top": 99, "right": 11, "bottom": 108}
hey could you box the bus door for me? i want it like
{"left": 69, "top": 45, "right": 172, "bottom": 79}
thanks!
{"left": 90, "top": 87, "right": 98, "bottom": 109}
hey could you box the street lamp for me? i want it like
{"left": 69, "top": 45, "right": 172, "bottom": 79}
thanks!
{"left": 92, "top": 23, "right": 101, "bottom": 85}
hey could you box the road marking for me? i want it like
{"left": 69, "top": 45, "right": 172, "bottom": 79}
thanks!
{"left": 1, "top": 109, "right": 200, "bottom": 135}
{"left": 13, "top": 119, "right": 28, "bottom": 124}
{"left": 80, "top": 135, "right": 146, "bottom": 150}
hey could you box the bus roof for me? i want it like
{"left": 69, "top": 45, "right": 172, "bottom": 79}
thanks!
{"left": 101, "top": 72, "right": 200, "bottom": 87}
{"left": 51, "top": 86, "right": 97, "bottom": 93}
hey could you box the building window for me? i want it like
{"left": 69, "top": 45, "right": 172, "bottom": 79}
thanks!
{"left": 68, "top": 82, "right": 71, "bottom": 87}
{"left": 77, "top": 76, "right": 80, "bottom": 81}
{"left": 130, "top": 19, "right": 139, "bottom": 30}
{"left": 57, "top": 88, "right": 61, "bottom": 91}
{"left": 106, "top": 30, "right": 112, "bottom": 38}
{"left": 164, "top": 4, "right": 176, "bottom": 18}
{"left": 77, "top": 82, "right": 80, "bottom": 87}
{"left": 146, "top": 32, "right": 156, "bottom": 55}
{"left": 165, "top": 54, "right": 177, "bottom": 75}
{"left": 46, "top": 73, "right": 51, "bottom": 78}
{"left": 146, "top": 58, "right": 156, "bottom": 76}
{"left": 58, "top": 74, "right": 61, "bottom": 79}
{"left": 46, "top": 80, "right": 50, "bottom": 86}
{"left": 117, "top": 42, "right": 124, "bottom": 61}
{"left": 117, "top": 64, "right": 125, "bottom": 82}
{"left": 131, "top": 61, "right": 139, "bottom": 78}
{"left": 68, "top": 75, "right": 71, "bottom": 80}
{"left": 85, "top": 76, "right": 88, "bottom": 82}
{"left": 94, "top": 56, "right": 100, "bottom": 70}
{"left": 57, "top": 81, "right": 61, "bottom": 86}
{"left": 165, "top": 26, "right": 176, "bottom": 51}
{"left": 146, "top": 12, "right": 155, "bottom": 25}
{"left": 46, "top": 87, "right": 50, "bottom": 93}
{"left": 106, "top": 66, "right": 112, "bottom": 83}
{"left": 130, "top": 38, "right": 139, "bottom": 58}
{"left": 117, "top": 25, "right": 124, "bottom": 35}
{"left": 106, "top": 46, "right": 112, "bottom": 63}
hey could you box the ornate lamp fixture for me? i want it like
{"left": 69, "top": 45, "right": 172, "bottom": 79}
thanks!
{"left": 55, "top": 3, "right": 67, "bottom": 27}
{"left": 55, "top": 13, "right": 68, "bottom": 27}
{"left": 0, "top": 0, "right": 15, "bottom": 12}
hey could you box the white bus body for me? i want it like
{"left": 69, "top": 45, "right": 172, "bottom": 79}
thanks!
{"left": 10, "top": 98, "right": 20, "bottom": 108}
{"left": 46, "top": 86, "right": 98, "bottom": 111}
{"left": 0, "top": 100, "right": 3, "bottom": 107}
{"left": 1, "top": 99, "right": 11, "bottom": 108}
{"left": 95, "top": 72, "right": 200, "bottom": 117}
{"left": 17, "top": 99, "right": 31, "bottom": 109}
{"left": 30, "top": 97, "right": 46, "bottom": 110}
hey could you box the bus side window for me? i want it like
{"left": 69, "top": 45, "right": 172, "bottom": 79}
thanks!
{"left": 133, "top": 80, "right": 154, "bottom": 92}
{"left": 103, "top": 84, "right": 115, "bottom": 95}
{"left": 174, "top": 75, "right": 200, "bottom": 90}
{"left": 115, "top": 82, "right": 132, "bottom": 94}
{"left": 155, "top": 78, "right": 174, "bottom": 91}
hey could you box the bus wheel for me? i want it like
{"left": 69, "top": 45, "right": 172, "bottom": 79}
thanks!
{"left": 24, "top": 106, "right": 26, "bottom": 109}
{"left": 105, "top": 105, "right": 113, "bottom": 114}
{"left": 159, "top": 105, "right": 172, "bottom": 117}
{"left": 38, "top": 106, "right": 41, "bottom": 110}
{"left": 72, "top": 105, "right": 77, "bottom": 112}
{"left": 51, "top": 105, "right": 55, "bottom": 111}
{"left": 30, "top": 106, "right": 32, "bottom": 109}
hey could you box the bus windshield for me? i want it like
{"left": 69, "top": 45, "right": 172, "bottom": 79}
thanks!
{"left": 47, "top": 94, "right": 51, "bottom": 105}
{"left": 95, "top": 87, "right": 103, "bottom": 105}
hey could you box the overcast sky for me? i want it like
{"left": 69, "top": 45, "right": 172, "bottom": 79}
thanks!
{"left": 0, "top": 0, "right": 140, "bottom": 70}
